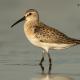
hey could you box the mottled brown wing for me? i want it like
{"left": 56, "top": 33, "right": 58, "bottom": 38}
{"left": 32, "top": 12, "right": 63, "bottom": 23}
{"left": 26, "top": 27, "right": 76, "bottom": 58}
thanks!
{"left": 34, "top": 22, "right": 73, "bottom": 44}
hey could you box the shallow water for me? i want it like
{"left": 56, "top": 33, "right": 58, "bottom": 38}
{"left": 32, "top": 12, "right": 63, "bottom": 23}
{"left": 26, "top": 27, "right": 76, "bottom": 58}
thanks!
{"left": 0, "top": 0, "right": 80, "bottom": 80}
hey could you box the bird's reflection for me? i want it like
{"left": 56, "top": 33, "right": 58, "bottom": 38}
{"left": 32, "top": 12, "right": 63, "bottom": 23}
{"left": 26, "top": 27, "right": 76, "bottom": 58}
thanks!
{"left": 31, "top": 73, "right": 73, "bottom": 80}
{"left": 31, "top": 64, "right": 74, "bottom": 80}
{"left": 32, "top": 74, "right": 73, "bottom": 80}
{"left": 39, "top": 63, "right": 52, "bottom": 73}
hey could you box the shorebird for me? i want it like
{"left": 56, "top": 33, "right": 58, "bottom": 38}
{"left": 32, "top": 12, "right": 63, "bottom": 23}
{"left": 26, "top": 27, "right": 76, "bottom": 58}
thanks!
{"left": 11, "top": 9, "right": 80, "bottom": 65}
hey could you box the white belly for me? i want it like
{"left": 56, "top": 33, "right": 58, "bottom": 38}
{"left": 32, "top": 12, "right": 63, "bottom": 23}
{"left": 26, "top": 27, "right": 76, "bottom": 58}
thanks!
{"left": 24, "top": 31, "right": 73, "bottom": 51}
{"left": 24, "top": 25, "right": 73, "bottom": 52}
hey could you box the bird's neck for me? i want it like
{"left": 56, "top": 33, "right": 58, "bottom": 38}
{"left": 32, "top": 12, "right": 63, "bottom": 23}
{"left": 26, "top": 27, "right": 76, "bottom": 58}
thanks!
{"left": 25, "top": 20, "right": 39, "bottom": 27}
{"left": 24, "top": 20, "right": 39, "bottom": 36}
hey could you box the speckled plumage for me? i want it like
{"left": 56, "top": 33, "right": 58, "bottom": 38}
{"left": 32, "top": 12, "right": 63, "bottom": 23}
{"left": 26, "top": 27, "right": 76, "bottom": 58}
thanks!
{"left": 23, "top": 9, "right": 80, "bottom": 51}
{"left": 11, "top": 9, "right": 80, "bottom": 66}
{"left": 34, "top": 22, "right": 80, "bottom": 44}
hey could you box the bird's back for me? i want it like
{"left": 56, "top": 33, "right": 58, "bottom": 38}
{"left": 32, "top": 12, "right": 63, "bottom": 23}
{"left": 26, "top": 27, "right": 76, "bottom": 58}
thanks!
{"left": 34, "top": 22, "right": 80, "bottom": 45}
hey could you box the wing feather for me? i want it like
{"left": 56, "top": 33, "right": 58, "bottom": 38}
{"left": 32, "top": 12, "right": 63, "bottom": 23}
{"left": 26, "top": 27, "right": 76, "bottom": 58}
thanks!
{"left": 34, "top": 22, "right": 72, "bottom": 44}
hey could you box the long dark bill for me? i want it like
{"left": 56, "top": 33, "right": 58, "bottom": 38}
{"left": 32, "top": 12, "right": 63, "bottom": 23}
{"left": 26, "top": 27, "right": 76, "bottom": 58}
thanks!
{"left": 11, "top": 16, "right": 25, "bottom": 28}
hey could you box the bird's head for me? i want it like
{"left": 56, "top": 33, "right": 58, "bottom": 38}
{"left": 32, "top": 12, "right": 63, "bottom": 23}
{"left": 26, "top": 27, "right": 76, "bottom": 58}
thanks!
{"left": 11, "top": 9, "right": 39, "bottom": 28}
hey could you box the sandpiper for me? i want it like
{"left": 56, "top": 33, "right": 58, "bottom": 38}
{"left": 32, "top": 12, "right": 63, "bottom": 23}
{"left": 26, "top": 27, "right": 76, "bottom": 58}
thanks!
{"left": 11, "top": 9, "right": 80, "bottom": 65}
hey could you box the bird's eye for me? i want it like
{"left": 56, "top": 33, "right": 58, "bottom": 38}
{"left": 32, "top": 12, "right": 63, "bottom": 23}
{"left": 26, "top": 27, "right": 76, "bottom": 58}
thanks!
{"left": 27, "top": 13, "right": 32, "bottom": 16}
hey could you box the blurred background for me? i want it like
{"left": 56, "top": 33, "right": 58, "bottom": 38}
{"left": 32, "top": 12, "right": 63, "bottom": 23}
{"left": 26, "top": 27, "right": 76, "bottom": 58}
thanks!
{"left": 0, "top": 0, "right": 80, "bottom": 80}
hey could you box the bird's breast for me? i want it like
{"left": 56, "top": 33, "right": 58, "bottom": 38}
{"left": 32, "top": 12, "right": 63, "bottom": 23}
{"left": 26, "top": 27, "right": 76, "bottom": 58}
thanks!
{"left": 24, "top": 24, "right": 40, "bottom": 47}
{"left": 24, "top": 24, "right": 35, "bottom": 39}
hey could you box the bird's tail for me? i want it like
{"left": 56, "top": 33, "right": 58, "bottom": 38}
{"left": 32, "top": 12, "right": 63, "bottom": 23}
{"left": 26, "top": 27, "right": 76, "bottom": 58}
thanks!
{"left": 71, "top": 38, "right": 80, "bottom": 44}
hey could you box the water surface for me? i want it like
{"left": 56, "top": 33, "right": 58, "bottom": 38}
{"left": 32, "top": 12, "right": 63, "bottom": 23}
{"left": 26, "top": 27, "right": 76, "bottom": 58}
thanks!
{"left": 0, "top": 0, "right": 80, "bottom": 80}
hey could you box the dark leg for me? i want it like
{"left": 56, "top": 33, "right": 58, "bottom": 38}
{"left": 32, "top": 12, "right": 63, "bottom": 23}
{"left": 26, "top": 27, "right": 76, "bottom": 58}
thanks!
{"left": 39, "top": 50, "right": 45, "bottom": 73}
{"left": 48, "top": 53, "right": 52, "bottom": 65}
{"left": 39, "top": 63, "right": 44, "bottom": 73}
{"left": 48, "top": 63, "right": 52, "bottom": 73}
{"left": 48, "top": 53, "right": 52, "bottom": 73}
{"left": 39, "top": 50, "right": 45, "bottom": 65}
{"left": 39, "top": 57, "right": 44, "bottom": 65}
